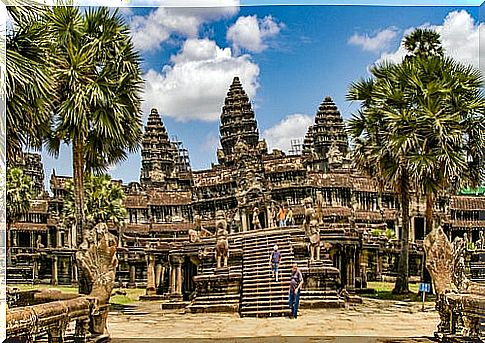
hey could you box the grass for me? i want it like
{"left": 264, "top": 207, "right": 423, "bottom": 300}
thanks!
{"left": 8, "top": 284, "right": 145, "bottom": 306}
{"left": 364, "top": 281, "right": 435, "bottom": 302}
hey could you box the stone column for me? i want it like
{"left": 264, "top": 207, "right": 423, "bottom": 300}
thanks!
{"left": 169, "top": 265, "right": 176, "bottom": 294}
{"left": 155, "top": 263, "right": 163, "bottom": 288}
{"left": 128, "top": 264, "right": 136, "bottom": 288}
{"left": 175, "top": 263, "right": 183, "bottom": 295}
{"left": 32, "top": 257, "right": 38, "bottom": 280}
{"left": 266, "top": 207, "right": 272, "bottom": 228}
{"left": 46, "top": 230, "right": 51, "bottom": 248}
{"left": 241, "top": 211, "right": 248, "bottom": 232}
{"left": 52, "top": 255, "right": 58, "bottom": 286}
{"left": 71, "top": 224, "right": 77, "bottom": 249}
{"left": 410, "top": 217, "right": 415, "bottom": 243}
{"left": 71, "top": 258, "right": 78, "bottom": 286}
{"left": 56, "top": 229, "right": 62, "bottom": 248}
{"left": 12, "top": 231, "right": 18, "bottom": 247}
{"left": 145, "top": 254, "right": 156, "bottom": 295}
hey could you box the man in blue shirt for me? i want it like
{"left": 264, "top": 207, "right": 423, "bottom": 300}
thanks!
{"left": 269, "top": 244, "right": 281, "bottom": 281}
{"left": 288, "top": 263, "right": 304, "bottom": 319}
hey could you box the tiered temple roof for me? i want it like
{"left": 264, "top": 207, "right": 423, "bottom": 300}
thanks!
{"left": 303, "top": 96, "right": 349, "bottom": 171}
{"left": 218, "top": 77, "right": 261, "bottom": 166}
{"left": 140, "top": 108, "right": 191, "bottom": 190}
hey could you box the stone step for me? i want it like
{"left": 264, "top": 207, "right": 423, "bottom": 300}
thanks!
{"left": 242, "top": 253, "right": 292, "bottom": 260}
{"left": 188, "top": 303, "right": 239, "bottom": 313}
{"left": 241, "top": 279, "right": 290, "bottom": 285}
{"left": 241, "top": 304, "right": 289, "bottom": 312}
{"left": 241, "top": 296, "right": 289, "bottom": 304}
{"left": 240, "top": 309, "right": 291, "bottom": 317}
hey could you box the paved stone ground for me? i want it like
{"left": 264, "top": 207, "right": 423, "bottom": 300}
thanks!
{"left": 107, "top": 298, "right": 439, "bottom": 341}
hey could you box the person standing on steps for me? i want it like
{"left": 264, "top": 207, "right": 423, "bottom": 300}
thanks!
{"left": 287, "top": 207, "right": 294, "bottom": 226}
{"left": 269, "top": 244, "right": 281, "bottom": 281}
{"left": 288, "top": 263, "right": 303, "bottom": 319}
{"left": 278, "top": 206, "right": 286, "bottom": 227}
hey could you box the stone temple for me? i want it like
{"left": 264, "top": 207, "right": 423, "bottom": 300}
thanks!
{"left": 8, "top": 76, "right": 485, "bottom": 315}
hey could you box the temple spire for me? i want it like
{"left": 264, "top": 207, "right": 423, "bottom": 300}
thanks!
{"left": 218, "top": 76, "right": 260, "bottom": 166}
{"left": 140, "top": 109, "right": 179, "bottom": 188}
{"left": 303, "top": 96, "right": 349, "bottom": 172}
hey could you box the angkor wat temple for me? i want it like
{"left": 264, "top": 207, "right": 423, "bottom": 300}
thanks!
{"left": 8, "top": 77, "right": 485, "bottom": 315}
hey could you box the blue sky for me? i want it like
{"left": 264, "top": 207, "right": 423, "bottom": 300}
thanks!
{"left": 38, "top": 3, "right": 482, "bottom": 191}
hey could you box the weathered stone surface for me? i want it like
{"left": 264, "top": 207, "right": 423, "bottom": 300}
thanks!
{"left": 423, "top": 226, "right": 455, "bottom": 295}
{"left": 424, "top": 226, "right": 485, "bottom": 338}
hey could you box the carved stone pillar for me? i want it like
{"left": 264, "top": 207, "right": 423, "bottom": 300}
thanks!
{"left": 51, "top": 255, "right": 58, "bottom": 286}
{"left": 71, "top": 258, "right": 78, "bottom": 286}
{"left": 56, "top": 229, "right": 62, "bottom": 248}
{"left": 266, "top": 207, "right": 272, "bottom": 228}
{"left": 128, "top": 264, "right": 136, "bottom": 288}
{"left": 410, "top": 216, "right": 415, "bottom": 243}
{"left": 32, "top": 257, "right": 38, "bottom": 280}
{"left": 146, "top": 254, "right": 156, "bottom": 295}
{"left": 155, "top": 263, "right": 162, "bottom": 288}
{"left": 169, "top": 266, "right": 176, "bottom": 294}
{"left": 241, "top": 210, "right": 248, "bottom": 232}
{"left": 176, "top": 264, "right": 183, "bottom": 295}
{"left": 12, "top": 231, "right": 18, "bottom": 247}
{"left": 71, "top": 224, "right": 77, "bottom": 249}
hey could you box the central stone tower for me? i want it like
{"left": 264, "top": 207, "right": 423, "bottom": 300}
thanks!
{"left": 217, "top": 77, "right": 263, "bottom": 167}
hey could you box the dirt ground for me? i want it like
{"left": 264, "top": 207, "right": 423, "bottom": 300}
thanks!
{"left": 107, "top": 298, "right": 439, "bottom": 341}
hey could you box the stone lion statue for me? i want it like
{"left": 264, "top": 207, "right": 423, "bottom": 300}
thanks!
{"left": 215, "top": 210, "right": 229, "bottom": 268}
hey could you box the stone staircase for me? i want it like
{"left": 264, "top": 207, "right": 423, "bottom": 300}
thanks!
{"left": 187, "top": 238, "right": 243, "bottom": 313}
{"left": 240, "top": 231, "right": 293, "bottom": 317}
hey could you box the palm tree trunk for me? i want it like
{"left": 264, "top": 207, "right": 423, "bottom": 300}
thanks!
{"left": 393, "top": 170, "right": 410, "bottom": 294}
{"left": 73, "top": 139, "right": 85, "bottom": 245}
{"left": 425, "top": 192, "right": 433, "bottom": 234}
{"left": 423, "top": 191, "right": 434, "bottom": 294}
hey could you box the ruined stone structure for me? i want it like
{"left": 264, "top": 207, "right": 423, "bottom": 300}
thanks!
{"left": 7, "top": 76, "right": 485, "bottom": 318}
{"left": 424, "top": 226, "right": 484, "bottom": 339}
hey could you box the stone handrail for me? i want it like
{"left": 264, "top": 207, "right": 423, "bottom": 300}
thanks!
{"left": 6, "top": 295, "right": 103, "bottom": 343}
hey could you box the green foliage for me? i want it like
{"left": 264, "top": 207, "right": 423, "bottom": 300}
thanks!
{"left": 385, "top": 228, "right": 396, "bottom": 240}
{"left": 6, "top": 2, "right": 54, "bottom": 160}
{"left": 403, "top": 28, "right": 444, "bottom": 59}
{"left": 6, "top": 168, "right": 34, "bottom": 225}
{"left": 347, "top": 27, "right": 485, "bottom": 294}
{"left": 370, "top": 229, "right": 383, "bottom": 237}
{"left": 46, "top": 5, "right": 144, "bottom": 171}
{"left": 63, "top": 173, "right": 126, "bottom": 227}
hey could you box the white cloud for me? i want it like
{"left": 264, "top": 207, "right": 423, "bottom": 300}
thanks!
{"left": 262, "top": 114, "right": 313, "bottom": 153}
{"left": 202, "top": 132, "right": 220, "bottom": 152}
{"left": 130, "top": 1, "right": 239, "bottom": 52}
{"left": 377, "top": 10, "right": 482, "bottom": 68}
{"left": 143, "top": 38, "right": 260, "bottom": 122}
{"left": 348, "top": 27, "right": 398, "bottom": 53}
{"left": 227, "top": 15, "right": 284, "bottom": 53}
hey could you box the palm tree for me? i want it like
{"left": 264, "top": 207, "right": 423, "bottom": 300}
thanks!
{"left": 407, "top": 56, "right": 485, "bottom": 233}
{"left": 62, "top": 173, "right": 126, "bottom": 247}
{"left": 348, "top": 60, "right": 420, "bottom": 294}
{"left": 46, "top": 6, "right": 143, "bottom": 245}
{"left": 401, "top": 28, "right": 485, "bottom": 233}
{"left": 403, "top": 28, "right": 444, "bottom": 59}
{"left": 6, "top": 2, "right": 54, "bottom": 162}
{"left": 6, "top": 168, "right": 34, "bottom": 262}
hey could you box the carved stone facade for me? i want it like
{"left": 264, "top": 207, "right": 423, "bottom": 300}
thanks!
{"left": 6, "top": 77, "right": 485, "bottom": 317}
